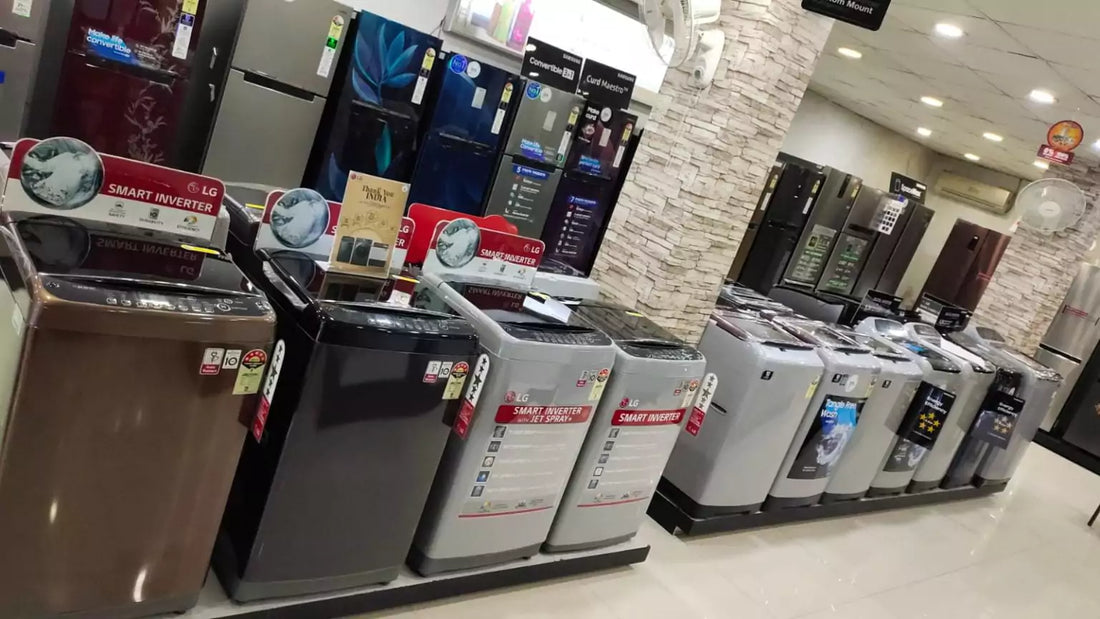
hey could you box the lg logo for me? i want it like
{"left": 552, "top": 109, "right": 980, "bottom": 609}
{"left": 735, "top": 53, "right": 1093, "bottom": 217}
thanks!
{"left": 504, "top": 391, "right": 531, "bottom": 404}
{"left": 187, "top": 181, "right": 220, "bottom": 197}
{"left": 619, "top": 397, "right": 640, "bottom": 409}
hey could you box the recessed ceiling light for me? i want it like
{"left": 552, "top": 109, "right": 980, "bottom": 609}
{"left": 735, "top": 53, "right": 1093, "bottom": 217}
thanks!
{"left": 1029, "top": 89, "right": 1056, "bottom": 104}
{"left": 934, "top": 23, "right": 965, "bottom": 38}
{"left": 837, "top": 47, "right": 862, "bottom": 59}
{"left": 1034, "top": 160, "right": 1050, "bottom": 170}
{"left": 983, "top": 132, "right": 1004, "bottom": 142}
{"left": 1093, "top": 139, "right": 1100, "bottom": 150}
{"left": 921, "top": 96, "right": 944, "bottom": 107}
{"left": 916, "top": 127, "right": 932, "bottom": 137}
{"left": 964, "top": 153, "right": 981, "bottom": 161}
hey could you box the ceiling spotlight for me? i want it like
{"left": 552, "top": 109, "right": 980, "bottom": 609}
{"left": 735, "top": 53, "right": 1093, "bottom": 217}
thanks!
{"left": 934, "top": 23, "right": 965, "bottom": 38}
{"left": 837, "top": 47, "right": 862, "bottom": 59}
{"left": 1094, "top": 139, "right": 1100, "bottom": 150}
{"left": 983, "top": 132, "right": 1004, "bottom": 142}
{"left": 921, "top": 96, "right": 944, "bottom": 107}
{"left": 916, "top": 127, "right": 932, "bottom": 137}
{"left": 1034, "top": 160, "right": 1050, "bottom": 170}
{"left": 1029, "top": 89, "right": 1056, "bottom": 104}
{"left": 964, "top": 153, "right": 981, "bottom": 161}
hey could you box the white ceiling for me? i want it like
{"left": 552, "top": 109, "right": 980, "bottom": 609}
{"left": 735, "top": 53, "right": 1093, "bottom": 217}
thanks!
{"left": 810, "top": 0, "right": 1100, "bottom": 181}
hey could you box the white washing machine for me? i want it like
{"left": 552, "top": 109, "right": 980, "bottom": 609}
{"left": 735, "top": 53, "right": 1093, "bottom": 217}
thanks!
{"left": 765, "top": 319, "right": 880, "bottom": 510}
{"left": 662, "top": 311, "right": 823, "bottom": 516}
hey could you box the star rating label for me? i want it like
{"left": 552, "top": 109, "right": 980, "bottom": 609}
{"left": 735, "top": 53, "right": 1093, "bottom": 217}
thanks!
{"left": 453, "top": 354, "right": 490, "bottom": 439}
{"left": 972, "top": 392, "right": 1025, "bottom": 450}
{"left": 896, "top": 382, "right": 957, "bottom": 449}
{"left": 685, "top": 373, "right": 718, "bottom": 437}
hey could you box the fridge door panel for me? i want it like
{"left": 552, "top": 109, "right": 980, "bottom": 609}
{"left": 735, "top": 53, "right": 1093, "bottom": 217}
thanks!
{"left": 1, "top": 0, "right": 49, "bottom": 40}
{"left": 878, "top": 204, "right": 933, "bottom": 295}
{"left": 539, "top": 173, "right": 615, "bottom": 277}
{"left": 504, "top": 83, "right": 586, "bottom": 167}
{"left": 483, "top": 155, "right": 562, "bottom": 238}
{"left": 231, "top": 0, "right": 353, "bottom": 95}
{"left": 1041, "top": 263, "right": 1100, "bottom": 360}
{"left": 66, "top": 0, "right": 203, "bottom": 76}
{"left": 765, "top": 163, "right": 826, "bottom": 228}
{"left": 407, "top": 133, "right": 497, "bottom": 215}
{"left": 921, "top": 221, "right": 984, "bottom": 305}
{"left": 203, "top": 69, "right": 327, "bottom": 188}
{"left": 0, "top": 38, "right": 37, "bottom": 141}
{"left": 956, "top": 230, "right": 1010, "bottom": 311}
{"left": 427, "top": 57, "right": 519, "bottom": 147}
{"left": 1034, "top": 347, "right": 1082, "bottom": 432}
{"left": 815, "top": 232, "right": 873, "bottom": 296}
{"left": 565, "top": 105, "right": 637, "bottom": 183}
{"left": 51, "top": 53, "right": 184, "bottom": 164}
{"left": 737, "top": 224, "right": 801, "bottom": 294}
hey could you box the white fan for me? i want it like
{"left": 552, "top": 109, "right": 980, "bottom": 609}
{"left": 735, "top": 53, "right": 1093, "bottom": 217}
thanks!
{"left": 640, "top": 0, "right": 718, "bottom": 68}
{"left": 1015, "top": 178, "right": 1087, "bottom": 234}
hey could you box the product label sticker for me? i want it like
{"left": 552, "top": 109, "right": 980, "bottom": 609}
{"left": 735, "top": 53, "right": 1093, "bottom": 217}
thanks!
{"left": 589, "top": 367, "right": 611, "bottom": 402}
{"left": 787, "top": 395, "right": 864, "bottom": 480}
{"left": 424, "top": 360, "right": 442, "bottom": 384}
{"left": 182, "top": 0, "right": 199, "bottom": 14}
{"left": 449, "top": 54, "right": 468, "bottom": 74}
{"left": 501, "top": 82, "right": 515, "bottom": 104}
{"left": 317, "top": 46, "right": 336, "bottom": 78}
{"left": 612, "top": 144, "right": 626, "bottom": 169}
{"left": 557, "top": 130, "right": 572, "bottom": 159}
{"left": 443, "top": 361, "right": 470, "bottom": 400}
{"left": 611, "top": 408, "right": 686, "bottom": 426}
{"left": 526, "top": 82, "right": 542, "bottom": 100}
{"left": 328, "top": 14, "right": 345, "bottom": 40}
{"left": 439, "top": 361, "right": 454, "bottom": 380}
{"left": 495, "top": 404, "right": 593, "bottom": 424}
{"left": 222, "top": 349, "right": 242, "bottom": 370}
{"left": 491, "top": 109, "right": 507, "bottom": 135}
{"left": 200, "top": 347, "right": 224, "bottom": 376}
{"left": 317, "top": 14, "right": 343, "bottom": 77}
{"left": 253, "top": 340, "right": 285, "bottom": 441}
{"left": 972, "top": 391, "right": 1025, "bottom": 449}
{"left": 805, "top": 375, "right": 821, "bottom": 400}
{"left": 685, "top": 373, "right": 718, "bottom": 436}
{"left": 233, "top": 349, "right": 268, "bottom": 395}
{"left": 467, "top": 60, "right": 481, "bottom": 78}
{"left": 540, "top": 87, "right": 553, "bottom": 103}
{"left": 543, "top": 110, "right": 558, "bottom": 132}
{"left": 453, "top": 354, "right": 489, "bottom": 438}
{"left": 12, "top": 0, "right": 32, "bottom": 17}
{"left": 472, "top": 86, "right": 486, "bottom": 110}
{"left": 599, "top": 127, "right": 612, "bottom": 148}
{"left": 171, "top": 13, "right": 193, "bottom": 60}
{"left": 896, "top": 382, "right": 956, "bottom": 449}
{"left": 411, "top": 48, "right": 436, "bottom": 105}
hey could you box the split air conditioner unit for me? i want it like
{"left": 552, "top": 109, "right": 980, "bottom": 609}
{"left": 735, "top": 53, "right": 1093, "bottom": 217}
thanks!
{"left": 934, "top": 172, "right": 1015, "bottom": 214}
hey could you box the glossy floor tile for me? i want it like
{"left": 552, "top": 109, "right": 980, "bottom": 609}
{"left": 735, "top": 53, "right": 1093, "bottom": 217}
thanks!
{"left": 361, "top": 446, "right": 1100, "bottom": 618}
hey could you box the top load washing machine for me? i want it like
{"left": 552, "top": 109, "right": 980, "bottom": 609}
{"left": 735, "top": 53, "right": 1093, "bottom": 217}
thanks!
{"left": 948, "top": 326, "right": 1061, "bottom": 489}
{"left": 765, "top": 319, "right": 880, "bottom": 509}
{"left": 822, "top": 333, "right": 924, "bottom": 502}
{"left": 905, "top": 322, "right": 995, "bottom": 492}
{"left": 213, "top": 252, "right": 480, "bottom": 601}
{"left": 546, "top": 301, "right": 706, "bottom": 552}
{"left": 0, "top": 216, "right": 275, "bottom": 618}
{"left": 662, "top": 311, "right": 824, "bottom": 515}
{"left": 409, "top": 274, "right": 616, "bottom": 575}
{"left": 856, "top": 318, "right": 964, "bottom": 495}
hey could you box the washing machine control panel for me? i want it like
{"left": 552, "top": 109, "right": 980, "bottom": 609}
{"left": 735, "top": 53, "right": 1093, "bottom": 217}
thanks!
{"left": 323, "top": 304, "right": 476, "bottom": 337}
{"left": 500, "top": 324, "right": 612, "bottom": 346}
{"left": 42, "top": 277, "right": 271, "bottom": 316}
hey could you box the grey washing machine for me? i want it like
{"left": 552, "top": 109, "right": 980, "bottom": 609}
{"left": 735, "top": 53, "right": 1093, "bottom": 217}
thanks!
{"left": 409, "top": 275, "right": 615, "bottom": 575}
{"left": 545, "top": 302, "right": 706, "bottom": 552}
{"left": 662, "top": 311, "right": 823, "bottom": 515}
{"left": 856, "top": 318, "right": 963, "bottom": 496}
{"left": 905, "top": 322, "right": 995, "bottom": 493}
{"left": 822, "top": 333, "right": 924, "bottom": 502}
{"left": 765, "top": 319, "right": 880, "bottom": 509}
{"left": 949, "top": 326, "right": 1062, "bottom": 489}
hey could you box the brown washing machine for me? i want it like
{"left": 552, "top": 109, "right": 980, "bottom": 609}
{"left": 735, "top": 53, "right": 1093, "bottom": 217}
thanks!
{"left": 0, "top": 216, "right": 275, "bottom": 618}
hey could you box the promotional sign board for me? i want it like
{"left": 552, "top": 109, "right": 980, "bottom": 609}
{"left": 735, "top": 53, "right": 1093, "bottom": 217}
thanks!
{"left": 422, "top": 218, "right": 544, "bottom": 288}
{"left": 1038, "top": 120, "right": 1085, "bottom": 166}
{"left": 1037, "top": 144, "right": 1074, "bottom": 166}
{"left": 4, "top": 137, "right": 223, "bottom": 243}
{"left": 802, "top": 0, "right": 891, "bottom": 31}
{"left": 890, "top": 172, "right": 927, "bottom": 203}
{"left": 329, "top": 171, "right": 409, "bottom": 276}
{"left": 577, "top": 58, "right": 635, "bottom": 110}
{"left": 521, "top": 37, "right": 583, "bottom": 93}
{"left": 253, "top": 188, "right": 341, "bottom": 260}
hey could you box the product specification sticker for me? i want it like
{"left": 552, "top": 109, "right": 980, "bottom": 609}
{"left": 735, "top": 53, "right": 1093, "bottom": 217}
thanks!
{"left": 171, "top": 13, "right": 194, "bottom": 60}
{"left": 685, "top": 373, "right": 717, "bottom": 437}
{"left": 222, "top": 349, "right": 242, "bottom": 370}
{"left": 12, "top": 0, "right": 32, "bottom": 18}
{"left": 233, "top": 349, "right": 268, "bottom": 395}
{"left": 316, "top": 15, "right": 344, "bottom": 78}
{"left": 453, "top": 354, "right": 489, "bottom": 439}
{"left": 443, "top": 361, "right": 470, "bottom": 400}
{"left": 200, "top": 347, "right": 224, "bottom": 376}
{"left": 411, "top": 48, "right": 436, "bottom": 105}
{"left": 589, "top": 368, "right": 611, "bottom": 401}
{"left": 252, "top": 340, "right": 285, "bottom": 442}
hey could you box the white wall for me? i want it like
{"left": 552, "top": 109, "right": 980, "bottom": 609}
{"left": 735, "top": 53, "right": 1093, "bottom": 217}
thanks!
{"left": 781, "top": 90, "right": 1028, "bottom": 302}
{"left": 337, "top": 0, "right": 451, "bottom": 35}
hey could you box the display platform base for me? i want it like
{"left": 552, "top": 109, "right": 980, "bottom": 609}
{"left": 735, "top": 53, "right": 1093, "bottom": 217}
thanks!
{"left": 171, "top": 540, "right": 649, "bottom": 618}
{"left": 1035, "top": 430, "right": 1100, "bottom": 476}
{"left": 648, "top": 483, "right": 1001, "bottom": 536}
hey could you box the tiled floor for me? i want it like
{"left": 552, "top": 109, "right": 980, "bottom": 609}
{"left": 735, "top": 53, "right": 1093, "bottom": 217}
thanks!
{"left": 365, "top": 446, "right": 1100, "bottom": 618}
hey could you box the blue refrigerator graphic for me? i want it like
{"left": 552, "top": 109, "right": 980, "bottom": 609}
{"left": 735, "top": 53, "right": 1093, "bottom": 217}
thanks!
{"left": 407, "top": 53, "right": 521, "bottom": 215}
{"left": 305, "top": 11, "right": 442, "bottom": 201}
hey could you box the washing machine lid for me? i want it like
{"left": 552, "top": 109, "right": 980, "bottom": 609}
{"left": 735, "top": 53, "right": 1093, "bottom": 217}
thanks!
{"left": 998, "top": 348, "right": 1063, "bottom": 381}
{"left": 864, "top": 320, "right": 961, "bottom": 373}
{"left": 565, "top": 301, "right": 703, "bottom": 361}
{"left": 262, "top": 251, "right": 479, "bottom": 351}
{"left": 773, "top": 317, "right": 870, "bottom": 353}
{"left": 712, "top": 310, "right": 814, "bottom": 349}
{"left": 848, "top": 332, "right": 910, "bottom": 361}
{"left": 223, "top": 184, "right": 276, "bottom": 247}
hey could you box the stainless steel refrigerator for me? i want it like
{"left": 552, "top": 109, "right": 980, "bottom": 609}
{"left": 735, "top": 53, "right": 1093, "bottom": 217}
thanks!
{"left": 1035, "top": 263, "right": 1100, "bottom": 431}
{"left": 203, "top": 0, "right": 354, "bottom": 187}
{"left": 0, "top": 0, "right": 49, "bottom": 141}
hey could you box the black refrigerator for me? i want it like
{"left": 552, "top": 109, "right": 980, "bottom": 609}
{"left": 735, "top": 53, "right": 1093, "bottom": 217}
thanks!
{"left": 737, "top": 155, "right": 827, "bottom": 294}
{"left": 781, "top": 165, "right": 863, "bottom": 289}
{"left": 728, "top": 162, "right": 786, "bottom": 282}
{"left": 851, "top": 192, "right": 922, "bottom": 300}
{"left": 875, "top": 203, "right": 934, "bottom": 296}
{"left": 816, "top": 186, "right": 898, "bottom": 296}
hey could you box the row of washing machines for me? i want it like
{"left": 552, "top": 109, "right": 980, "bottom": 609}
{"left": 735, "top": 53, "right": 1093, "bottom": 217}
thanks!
{"left": 661, "top": 285, "right": 1062, "bottom": 517}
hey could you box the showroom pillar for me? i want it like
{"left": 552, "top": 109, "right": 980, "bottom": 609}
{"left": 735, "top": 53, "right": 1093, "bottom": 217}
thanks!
{"left": 974, "top": 162, "right": 1100, "bottom": 354}
{"left": 591, "top": 0, "right": 833, "bottom": 341}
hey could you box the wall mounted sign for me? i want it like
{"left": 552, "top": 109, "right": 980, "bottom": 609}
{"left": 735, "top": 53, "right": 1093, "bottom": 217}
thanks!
{"left": 1038, "top": 144, "right": 1074, "bottom": 166}
{"left": 802, "top": 0, "right": 891, "bottom": 31}
{"left": 577, "top": 58, "right": 635, "bottom": 110}
{"left": 890, "top": 172, "right": 927, "bottom": 203}
{"left": 521, "top": 37, "right": 583, "bottom": 93}
{"left": 1038, "top": 120, "right": 1085, "bottom": 166}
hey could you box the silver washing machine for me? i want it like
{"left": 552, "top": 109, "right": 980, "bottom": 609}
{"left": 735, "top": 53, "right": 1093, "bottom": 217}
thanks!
{"left": 952, "top": 326, "right": 1062, "bottom": 489}
{"left": 662, "top": 311, "right": 823, "bottom": 515}
{"left": 822, "top": 333, "right": 924, "bottom": 502}
{"left": 765, "top": 319, "right": 880, "bottom": 510}
{"left": 857, "top": 319, "right": 964, "bottom": 496}
{"left": 905, "top": 323, "right": 995, "bottom": 493}
{"left": 409, "top": 275, "right": 616, "bottom": 575}
{"left": 545, "top": 302, "right": 706, "bottom": 552}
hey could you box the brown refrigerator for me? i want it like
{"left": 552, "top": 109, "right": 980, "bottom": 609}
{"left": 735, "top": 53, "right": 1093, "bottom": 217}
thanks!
{"left": 921, "top": 219, "right": 1011, "bottom": 311}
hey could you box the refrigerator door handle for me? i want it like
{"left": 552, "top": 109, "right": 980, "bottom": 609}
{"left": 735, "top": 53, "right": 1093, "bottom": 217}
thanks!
{"left": 209, "top": 83, "right": 216, "bottom": 102}
{"left": 210, "top": 47, "right": 218, "bottom": 70}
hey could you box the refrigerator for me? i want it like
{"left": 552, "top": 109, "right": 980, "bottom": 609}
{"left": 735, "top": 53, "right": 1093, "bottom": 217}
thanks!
{"left": 0, "top": 0, "right": 49, "bottom": 141}
{"left": 875, "top": 203, "right": 934, "bottom": 296}
{"left": 1035, "top": 263, "right": 1100, "bottom": 433}
{"left": 482, "top": 79, "right": 586, "bottom": 238}
{"left": 921, "top": 220, "right": 1011, "bottom": 311}
{"left": 852, "top": 193, "right": 921, "bottom": 300}
{"left": 782, "top": 167, "right": 863, "bottom": 289}
{"left": 305, "top": 10, "right": 442, "bottom": 201}
{"left": 728, "top": 162, "right": 786, "bottom": 282}
{"left": 406, "top": 53, "right": 521, "bottom": 215}
{"left": 203, "top": 0, "right": 354, "bottom": 188}
{"left": 36, "top": 0, "right": 240, "bottom": 169}
{"left": 737, "top": 155, "right": 827, "bottom": 294}
{"left": 538, "top": 103, "right": 638, "bottom": 274}
{"left": 816, "top": 187, "right": 903, "bottom": 296}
